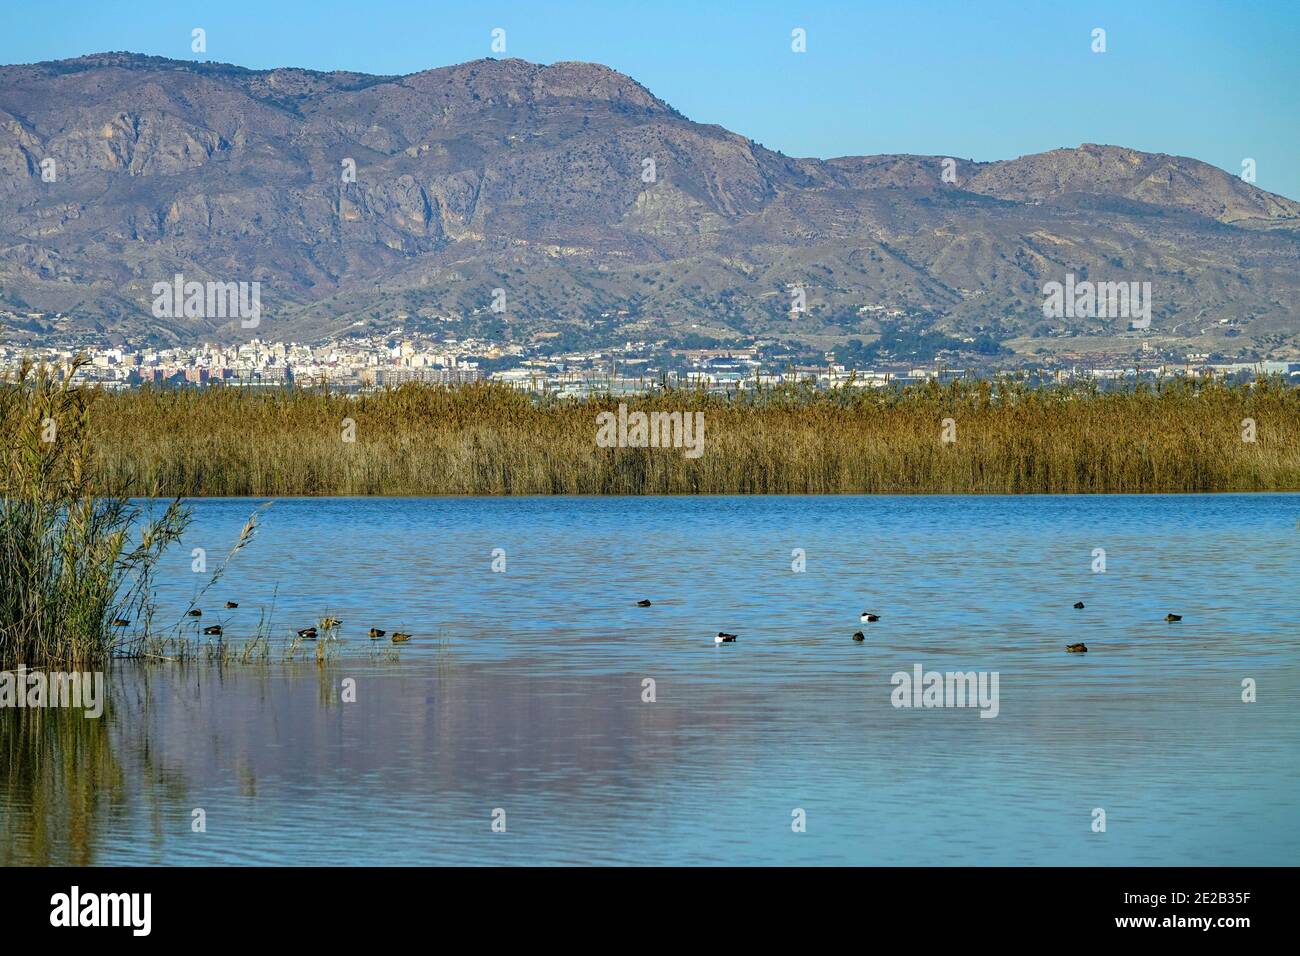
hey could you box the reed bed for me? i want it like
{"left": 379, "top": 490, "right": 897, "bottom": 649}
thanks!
{"left": 73, "top": 376, "right": 1300, "bottom": 496}
{"left": 0, "top": 359, "right": 189, "bottom": 667}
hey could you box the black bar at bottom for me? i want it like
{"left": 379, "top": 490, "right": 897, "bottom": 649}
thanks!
{"left": 0, "top": 866, "right": 1285, "bottom": 941}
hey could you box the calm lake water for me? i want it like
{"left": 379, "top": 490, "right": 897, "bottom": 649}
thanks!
{"left": 3, "top": 494, "right": 1299, "bottom": 865}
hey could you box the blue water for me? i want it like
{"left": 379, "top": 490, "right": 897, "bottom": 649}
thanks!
{"left": 3, "top": 494, "right": 1299, "bottom": 865}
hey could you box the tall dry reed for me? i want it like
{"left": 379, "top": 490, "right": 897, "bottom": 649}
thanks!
{"left": 66, "top": 374, "right": 1300, "bottom": 496}
{"left": 0, "top": 358, "right": 188, "bottom": 667}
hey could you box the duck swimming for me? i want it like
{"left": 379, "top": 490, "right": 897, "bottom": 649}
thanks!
{"left": 860, "top": 612, "right": 880, "bottom": 623}
{"left": 321, "top": 616, "right": 342, "bottom": 628}
{"left": 1066, "top": 643, "right": 1088, "bottom": 653}
{"left": 297, "top": 627, "right": 318, "bottom": 639}
{"left": 1073, "top": 601, "right": 1085, "bottom": 609}
{"left": 204, "top": 625, "right": 223, "bottom": 636}
{"left": 368, "top": 627, "right": 386, "bottom": 639}
{"left": 187, "top": 609, "right": 202, "bottom": 617}
{"left": 636, "top": 600, "right": 652, "bottom": 607}
{"left": 391, "top": 632, "right": 412, "bottom": 643}
{"left": 852, "top": 631, "right": 865, "bottom": 642}
{"left": 715, "top": 632, "right": 738, "bottom": 644}
{"left": 224, "top": 601, "right": 239, "bottom": 609}
{"left": 112, "top": 618, "right": 130, "bottom": 627}
{"left": 1165, "top": 613, "right": 1182, "bottom": 622}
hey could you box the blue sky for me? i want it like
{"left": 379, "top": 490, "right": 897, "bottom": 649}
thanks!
{"left": 4, "top": 0, "right": 1298, "bottom": 198}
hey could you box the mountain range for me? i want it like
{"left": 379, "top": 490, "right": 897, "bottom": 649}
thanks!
{"left": 2, "top": 51, "right": 1298, "bottom": 363}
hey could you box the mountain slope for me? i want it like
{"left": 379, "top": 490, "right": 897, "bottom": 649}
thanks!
{"left": 1, "top": 52, "right": 1298, "bottom": 361}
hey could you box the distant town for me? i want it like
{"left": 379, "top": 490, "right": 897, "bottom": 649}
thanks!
{"left": 3, "top": 311, "right": 1298, "bottom": 394}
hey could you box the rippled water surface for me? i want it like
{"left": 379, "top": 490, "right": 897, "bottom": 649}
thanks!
{"left": 3, "top": 494, "right": 1298, "bottom": 865}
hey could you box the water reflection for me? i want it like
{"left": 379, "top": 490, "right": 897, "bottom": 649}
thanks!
{"left": 2, "top": 495, "right": 1299, "bottom": 865}
{"left": 0, "top": 673, "right": 174, "bottom": 865}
